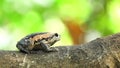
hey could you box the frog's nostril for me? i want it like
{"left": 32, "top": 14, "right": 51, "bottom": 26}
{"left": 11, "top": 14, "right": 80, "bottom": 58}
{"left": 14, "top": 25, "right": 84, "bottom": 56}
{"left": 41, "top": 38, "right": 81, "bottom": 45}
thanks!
{"left": 54, "top": 33, "right": 58, "bottom": 37}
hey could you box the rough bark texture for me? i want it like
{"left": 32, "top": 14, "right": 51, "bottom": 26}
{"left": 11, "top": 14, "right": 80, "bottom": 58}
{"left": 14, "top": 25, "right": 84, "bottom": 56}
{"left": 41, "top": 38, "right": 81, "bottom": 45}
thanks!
{"left": 1, "top": 33, "right": 120, "bottom": 68}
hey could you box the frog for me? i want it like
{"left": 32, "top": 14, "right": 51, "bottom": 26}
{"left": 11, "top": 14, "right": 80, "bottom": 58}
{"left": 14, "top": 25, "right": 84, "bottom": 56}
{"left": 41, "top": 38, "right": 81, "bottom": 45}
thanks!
{"left": 16, "top": 32, "right": 60, "bottom": 54}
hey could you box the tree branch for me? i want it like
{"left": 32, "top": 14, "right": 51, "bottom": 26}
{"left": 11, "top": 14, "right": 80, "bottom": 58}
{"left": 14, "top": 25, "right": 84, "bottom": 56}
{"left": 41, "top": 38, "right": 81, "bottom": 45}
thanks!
{"left": 1, "top": 33, "right": 120, "bottom": 68}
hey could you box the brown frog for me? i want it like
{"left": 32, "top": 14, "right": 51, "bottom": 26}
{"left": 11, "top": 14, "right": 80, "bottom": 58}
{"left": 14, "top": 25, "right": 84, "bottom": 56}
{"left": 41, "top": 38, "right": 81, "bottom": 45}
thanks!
{"left": 16, "top": 32, "right": 60, "bottom": 54}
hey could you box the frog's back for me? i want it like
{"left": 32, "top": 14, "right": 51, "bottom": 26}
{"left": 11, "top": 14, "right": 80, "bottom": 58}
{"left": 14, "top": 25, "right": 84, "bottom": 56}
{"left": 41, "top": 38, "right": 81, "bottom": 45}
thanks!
{"left": 25, "top": 32, "right": 48, "bottom": 39}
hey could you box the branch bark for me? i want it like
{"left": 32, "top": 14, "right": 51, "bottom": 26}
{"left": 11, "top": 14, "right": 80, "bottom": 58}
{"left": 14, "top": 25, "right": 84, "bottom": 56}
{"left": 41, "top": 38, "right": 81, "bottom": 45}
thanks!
{"left": 1, "top": 33, "right": 120, "bottom": 68}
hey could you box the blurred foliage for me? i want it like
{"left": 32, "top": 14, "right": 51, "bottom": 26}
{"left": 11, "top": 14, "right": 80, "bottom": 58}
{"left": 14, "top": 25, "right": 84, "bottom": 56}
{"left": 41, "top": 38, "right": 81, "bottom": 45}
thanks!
{"left": 0, "top": 0, "right": 120, "bottom": 50}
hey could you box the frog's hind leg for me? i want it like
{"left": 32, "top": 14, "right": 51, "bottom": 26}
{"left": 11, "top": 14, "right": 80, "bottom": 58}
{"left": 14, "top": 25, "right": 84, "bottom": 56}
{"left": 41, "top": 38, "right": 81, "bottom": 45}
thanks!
{"left": 16, "top": 44, "right": 30, "bottom": 54}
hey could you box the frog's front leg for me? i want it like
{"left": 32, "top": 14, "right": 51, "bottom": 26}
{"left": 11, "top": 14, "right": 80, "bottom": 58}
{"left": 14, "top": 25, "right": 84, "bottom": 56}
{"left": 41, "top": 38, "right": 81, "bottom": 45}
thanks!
{"left": 39, "top": 42, "right": 58, "bottom": 52}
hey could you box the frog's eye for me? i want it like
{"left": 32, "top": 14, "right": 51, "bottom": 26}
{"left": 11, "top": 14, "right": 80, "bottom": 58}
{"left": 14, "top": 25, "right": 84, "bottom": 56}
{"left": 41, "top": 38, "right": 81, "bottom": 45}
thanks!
{"left": 54, "top": 33, "right": 58, "bottom": 37}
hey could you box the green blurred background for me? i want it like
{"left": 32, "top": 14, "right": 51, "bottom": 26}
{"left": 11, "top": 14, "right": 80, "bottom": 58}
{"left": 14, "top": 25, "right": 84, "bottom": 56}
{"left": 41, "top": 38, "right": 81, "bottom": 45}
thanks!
{"left": 0, "top": 0, "right": 120, "bottom": 50}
